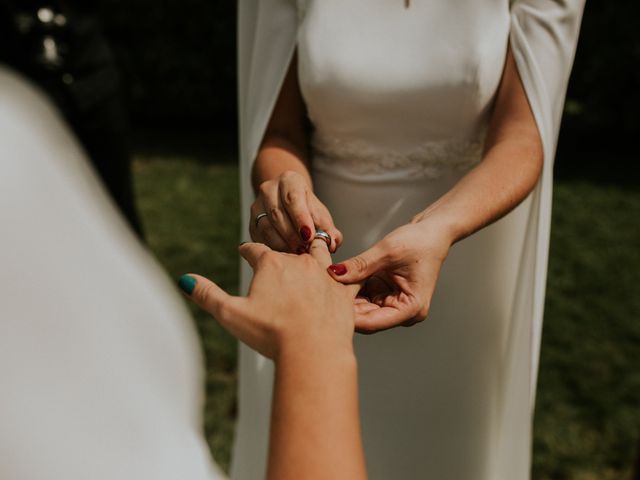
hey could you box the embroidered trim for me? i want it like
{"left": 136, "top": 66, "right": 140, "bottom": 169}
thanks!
{"left": 311, "top": 131, "right": 485, "bottom": 179}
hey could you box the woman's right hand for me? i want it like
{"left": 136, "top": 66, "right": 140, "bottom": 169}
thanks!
{"left": 250, "top": 170, "right": 342, "bottom": 253}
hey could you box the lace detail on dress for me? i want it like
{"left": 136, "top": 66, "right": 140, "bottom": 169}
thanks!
{"left": 311, "top": 131, "right": 485, "bottom": 179}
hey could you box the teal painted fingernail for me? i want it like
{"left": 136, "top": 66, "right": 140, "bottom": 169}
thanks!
{"left": 178, "top": 274, "right": 197, "bottom": 295}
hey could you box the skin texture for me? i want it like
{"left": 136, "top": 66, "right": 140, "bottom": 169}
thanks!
{"left": 252, "top": 45, "right": 543, "bottom": 332}
{"left": 183, "top": 239, "right": 366, "bottom": 480}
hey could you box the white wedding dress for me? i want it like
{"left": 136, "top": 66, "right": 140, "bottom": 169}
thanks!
{"left": 234, "top": 1, "right": 584, "bottom": 479}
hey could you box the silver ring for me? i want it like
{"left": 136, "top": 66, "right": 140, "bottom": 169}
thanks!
{"left": 313, "top": 229, "right": 332, "bottom": 248}
{"left": 254, "top": 212, "right": 268, "bottom": 227}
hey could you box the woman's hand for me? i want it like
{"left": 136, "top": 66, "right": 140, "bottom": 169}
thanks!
{"left": 328, "top": 218, "right": 454, "bottom": 333}
{"left": 180, "top": 239, "right": 367, "bottom": 480}
{"left": 180, "top": 239, "right": 358, "bottom": 360}
{"left": 250, "top": 170, "right": 343, "bottom": 254}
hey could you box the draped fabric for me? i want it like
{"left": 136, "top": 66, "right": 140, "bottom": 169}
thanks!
{"left": 0, "top": 68, "right": 222, "bottom": 480}
{"left": 235, "top": 2, "right": 584, "bottom": 478}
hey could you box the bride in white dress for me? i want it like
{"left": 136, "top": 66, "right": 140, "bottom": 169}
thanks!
{"left": 234, "top": 1, "right": 584, "bottom": 478}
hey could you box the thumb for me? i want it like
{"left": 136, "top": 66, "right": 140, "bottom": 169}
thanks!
{"left": 178, "top": 273, "right": 245, "bottom": 329}
{"left": 327, "top": 243, "right": 388, "bottom": 284}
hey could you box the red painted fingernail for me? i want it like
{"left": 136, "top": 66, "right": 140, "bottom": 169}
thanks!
{"left": 328, "top": 264, "right": 347, "bottom": 276}
{"left": 300, "top": 226, "right": 312, "bottom": 241}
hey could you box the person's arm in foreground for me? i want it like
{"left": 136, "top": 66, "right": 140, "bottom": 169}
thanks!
{"left": 179, "top": 239, "right": 366, "bottom": 480}
{"left": 327, "top": 46, "right": 544, "bottom": 332}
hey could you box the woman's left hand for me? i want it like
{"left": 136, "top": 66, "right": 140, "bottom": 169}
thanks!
{"left": 327, "top": 218, "right": 453, "bottom": 333}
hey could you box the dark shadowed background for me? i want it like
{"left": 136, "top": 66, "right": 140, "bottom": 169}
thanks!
{"left": 97, "top": 1, "right": 638, "bottom": 173}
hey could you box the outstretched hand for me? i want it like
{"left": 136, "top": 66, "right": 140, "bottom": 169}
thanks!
{"left": 327, "top": 221, "right": 453, "bottom": 334}
{"left": 179, "top": 237, "right": 360, "bottom": 360}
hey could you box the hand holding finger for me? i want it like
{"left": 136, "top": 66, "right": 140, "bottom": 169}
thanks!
{"left": 327, "top": 242, "right": 388, "bottom": 284}
{"left": 307, "top": 233, "right": 361, "bottom": 298}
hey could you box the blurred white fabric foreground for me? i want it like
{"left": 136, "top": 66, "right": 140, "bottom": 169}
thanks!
{"left": 0, "top": 67, "right": 224, "bottom": 480}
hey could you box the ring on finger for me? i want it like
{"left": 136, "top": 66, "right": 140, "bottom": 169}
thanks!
{"left": 254, "top": 212, "right": 268, "bottom": 227}
{"left": 313, "top": 228, "right": 332, "bottom": 248}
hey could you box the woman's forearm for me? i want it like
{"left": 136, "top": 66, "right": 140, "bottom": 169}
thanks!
{"left": 251, "top": 51, "right": 312, "bottom": 193}
{"left": 252, "top": 135, "right": 312, "bottom": 192}
{"left": 414, "top": 136, "right": 542, "bottom": 244}
{"left": 414, "top": 46, "right": 543, "bottom": 244}
{"left": 267, "top": 343, "right": 367, "bottom": 480}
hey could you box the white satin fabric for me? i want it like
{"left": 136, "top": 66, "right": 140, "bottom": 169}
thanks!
{"left": 235, "top": 1, "right": 584, "bottom": 478}
{"left": 0, "top": 68, "right": 223, "bottom": 480}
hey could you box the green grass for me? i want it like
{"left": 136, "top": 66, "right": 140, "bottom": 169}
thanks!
{"left": 133, "top": 155, "right": 640, "bottom": 478}
{"left": 134, "top": 156, "right": 239, "bottom": 470}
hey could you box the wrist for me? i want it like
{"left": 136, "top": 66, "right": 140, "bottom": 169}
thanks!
{"left": 275, "top": 335, "right": 356, "bottom": 370}
{"left": 413, "top": 210, "right": 460, "bottom": 247}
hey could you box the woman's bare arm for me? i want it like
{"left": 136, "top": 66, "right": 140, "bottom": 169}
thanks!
{"left": 252, "top": 52, "right": 312, "bottom": 191}
{"left": 181, "top": 241, "right": 366, "bottom": 479}
{"left": 327, "top": 45, "right": 545, "bottom": 332}
{"left": 269, "top": 338, "right": 365, "bottom": 480}
{"left": 412, "top": 45, "right": 543, "bottom": 241}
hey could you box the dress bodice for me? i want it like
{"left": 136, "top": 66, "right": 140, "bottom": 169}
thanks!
{"left": 297, "top": 0, "right": 510, "bottom": 179}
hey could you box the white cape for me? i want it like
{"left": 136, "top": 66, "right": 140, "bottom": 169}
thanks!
{"left": 235, "top": 1, "right": 584, "bottom": 478}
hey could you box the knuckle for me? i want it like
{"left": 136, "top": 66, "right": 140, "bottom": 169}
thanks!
{"left": 258, "top": 181, "right": 273, "bottom": 197}
{"left": 269, "top": 206, "right": 282, "bottom": 222}
{"left": 413, "top": 300, "right": 430, "bottom": 322}
{"left": 284, "top": 190, "right": 301, "bottom": 208}
{"left": 257, "top": 249, "right": 275, "bottom": 265}
{"left": 280, "top": 170, "right": 298, "bottom": 182}
{"left": 351, "top": 255, "right": 369, "bottom": 274}
{"left": 193, "top": 282, "right": 215, "bottom": 308}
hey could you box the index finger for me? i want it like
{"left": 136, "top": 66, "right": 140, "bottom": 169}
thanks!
{"left": 309, "top": 236, "right": 362, "bottom": 298}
